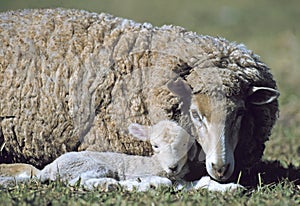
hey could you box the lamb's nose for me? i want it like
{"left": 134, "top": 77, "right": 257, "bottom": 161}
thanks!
{"left": 212, "top": 163, "right": 230, "bottom": 178}
{"left": 168, "top": 164, "right": 178, "bottom": 172}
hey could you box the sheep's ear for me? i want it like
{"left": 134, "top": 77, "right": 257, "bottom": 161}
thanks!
{"left": 128, "top": 123, "right": 151, "bottom": 141}
{"left": 167, "top": 78, "right": 192, "bottom": 114}
{"left": 248, "top": 86, "right": 280, "bottom": 105}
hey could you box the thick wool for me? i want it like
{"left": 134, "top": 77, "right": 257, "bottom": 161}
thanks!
{"left": 0, "top": 8, "right": 278, "bottom": 172}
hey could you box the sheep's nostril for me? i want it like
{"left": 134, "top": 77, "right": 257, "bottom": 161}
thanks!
{"left": 168, "top": 164, "right": 178, "bottom": 172}
{"left": 211, "top": 163, "right": 230, "bottom": 178}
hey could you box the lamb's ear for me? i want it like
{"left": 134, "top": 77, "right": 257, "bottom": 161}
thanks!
{"left": 248, "top": 86, "right": 280, "bottom": 105}
{"left": 128, "top": 123, "right": 151, "bottom": 141}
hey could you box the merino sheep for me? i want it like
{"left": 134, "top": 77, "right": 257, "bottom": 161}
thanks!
{"left": 0, "top": 8, "right": 279, "bottom": 182}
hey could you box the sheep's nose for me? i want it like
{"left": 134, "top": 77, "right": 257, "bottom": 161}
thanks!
{"left": 168, "top": 164, "right": 178, "bottom": 172}
{"left": 211, "top": 163, "right": 230, "bottom": 178}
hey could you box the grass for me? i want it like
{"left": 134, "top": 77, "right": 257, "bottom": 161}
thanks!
{"left": 0, "top": 0, "right": 300, "bottom": 205}
{"left": 0, "top": 179, "right": 299, "bottom": 205}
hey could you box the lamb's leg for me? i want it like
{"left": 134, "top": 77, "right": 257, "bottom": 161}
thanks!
{"left": 0, "top": 163, "right": 40, "bottom": 187}
{"left": 75, "top": 176, "right": 172, "bottom": 192}
{"left": 119, "top": 176, "right": 172, "bottom": 192}
{"left": 78, "top": 177, "right": 119, "bottom": 191}
{"left": 0, "top": 163, "right": 40, "bottom": 177}
{"left": 177, "top": 176, "right": 244, "bottom": 192}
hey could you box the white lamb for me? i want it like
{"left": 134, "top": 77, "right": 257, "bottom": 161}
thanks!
{"left": 39, "top": 120, "right": 193, "bottom": 191}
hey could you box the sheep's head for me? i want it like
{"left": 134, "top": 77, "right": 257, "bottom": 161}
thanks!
{"left": 128, "top": 120, "right": 193, "bottom": 177}
{"left": 189, "top": 86, "right": 279, "bottom": 181}
{"left": 165, "top": 37, "right": 280, "bottom": 182}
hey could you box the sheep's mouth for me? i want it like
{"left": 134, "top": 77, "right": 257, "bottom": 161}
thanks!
{"left": 207, "top": 164, "right": 233, "bottom": 182}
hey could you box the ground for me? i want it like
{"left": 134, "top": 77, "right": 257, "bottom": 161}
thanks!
{"left": 0, "top": 0, "right": 299, "bottom": 205}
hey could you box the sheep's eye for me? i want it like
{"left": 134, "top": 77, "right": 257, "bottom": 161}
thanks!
{"left": 190, "top": 109, "right": 202, "bottom": 122}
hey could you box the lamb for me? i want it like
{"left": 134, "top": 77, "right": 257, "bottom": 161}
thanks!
{"left": 37, "top": 120, "right": 192, "bottom": 191}
{"left": 0, "top": 8, "right": 279, "bottom": 183}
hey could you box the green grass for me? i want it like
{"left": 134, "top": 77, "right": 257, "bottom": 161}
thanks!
{"left": 0, "top": 179, "right": 299, "bottom": 206}
{"left": 0, "top": 0, "right": 300, "bottom": 205}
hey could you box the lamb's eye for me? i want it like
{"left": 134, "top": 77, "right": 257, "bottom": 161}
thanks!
{"left": 152, "top": 145, "right": 159, "bottom": 149}
{"left": 190, "top": 109, "right": 202, "bottom": 122}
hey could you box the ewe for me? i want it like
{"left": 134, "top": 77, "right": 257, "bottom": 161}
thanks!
{"left": 0, "top": 8, "right": 279, "bottom": 183}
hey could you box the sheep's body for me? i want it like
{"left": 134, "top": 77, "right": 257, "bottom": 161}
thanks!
{"left": 0, "top": 8, "right": 192, "bottom": 166}
{"left": 0, "top": 8, "right": 279, "bottom": 181}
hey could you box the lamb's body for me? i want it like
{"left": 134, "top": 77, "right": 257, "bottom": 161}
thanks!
{"left": 36, "top": 120, "right": 196, "bottom": 191}
{"left": 39, "top": 151, "right": 165, "bottom": 181}
{"left": 40, "top": 120, "right": 192, "bottom": 182}
{"left": 0, "top": 8, "right": 279, "bottom": 182}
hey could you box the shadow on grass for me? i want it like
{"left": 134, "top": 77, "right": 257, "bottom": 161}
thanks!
{"left": 236, "top": 160, "right": 300, "bottom": 187}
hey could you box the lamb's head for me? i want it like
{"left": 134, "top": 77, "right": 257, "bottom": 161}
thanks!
{"left": 189, "top": 86, "right": 279, "bottom": 181}
{"left": 128, "top": 120, "right": 193, "bottom": 176}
